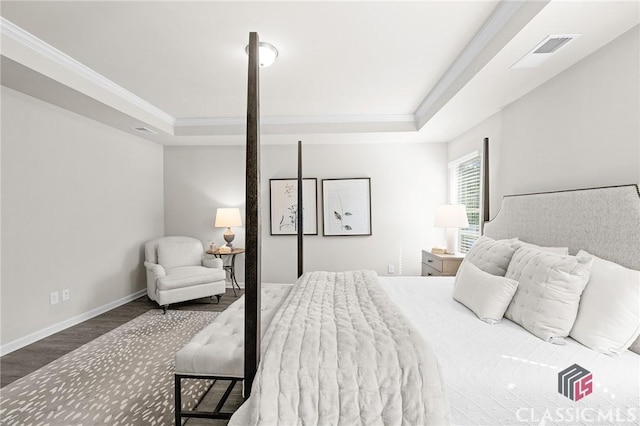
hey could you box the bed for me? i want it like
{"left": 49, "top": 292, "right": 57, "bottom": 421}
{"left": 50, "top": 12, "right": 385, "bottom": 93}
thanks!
{"left": 380, "top": 276, "right": 640, "bottom": 425}
{"left": 238, "top": 32, "right": 639, "bottom": 425}
{"left": 230, "top": 184, "right": 639, "bottom": 425}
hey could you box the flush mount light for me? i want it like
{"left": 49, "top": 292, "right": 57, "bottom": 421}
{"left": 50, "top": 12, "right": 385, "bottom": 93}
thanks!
{"left": 245, "top": 42, "right": 278, "bottom": 67}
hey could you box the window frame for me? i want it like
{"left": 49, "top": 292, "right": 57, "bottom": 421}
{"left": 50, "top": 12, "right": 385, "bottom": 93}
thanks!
{"left": 449, "top": 151, "right": 482, "bottom": 253}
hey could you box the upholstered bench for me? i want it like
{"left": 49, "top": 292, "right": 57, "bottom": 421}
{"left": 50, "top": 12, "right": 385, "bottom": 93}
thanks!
{"left": 174, "top": 283, "right": 292, "bottom": 423}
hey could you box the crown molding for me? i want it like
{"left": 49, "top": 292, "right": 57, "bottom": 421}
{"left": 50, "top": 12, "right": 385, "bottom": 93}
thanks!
{"left": 174, "top": 114, "right": 416, "bottom": 135}
{"left": 2, "top": 17, "right": 420, "bottom": 137}
{"left": 1, "top": 17, "right": 175, "bottom": 129}
{"left": 414, "top": 0, "right": 534, "bottom": 128}
{"left": 175, "top": 114, "right": 415, "bottom": 127}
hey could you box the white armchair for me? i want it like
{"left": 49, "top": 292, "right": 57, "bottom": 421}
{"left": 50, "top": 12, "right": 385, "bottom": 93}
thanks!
{"left": 144, "top": 236, "right": 226, "bottom": 313}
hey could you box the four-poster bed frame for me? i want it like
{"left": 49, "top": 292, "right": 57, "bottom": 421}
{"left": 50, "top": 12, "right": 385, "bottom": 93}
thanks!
{"left": 244, "top": 32, "right": 261, "bottom": 396}
{"left": 232, "top": 33, "right": 640, "bottom": 424}
{"left": 244, "top": 31, "right": 311, "bottom": 395}
{"left": 242, "top": 31, "right": 492, "bottom": 394}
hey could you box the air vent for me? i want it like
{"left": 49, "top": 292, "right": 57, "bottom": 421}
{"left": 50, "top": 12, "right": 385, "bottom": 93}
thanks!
{"left": 511, "top": 34, "right": 580, "bottom": 69}
{"left": 133, "top": 126, "right": 157, "bottom": 135}
{"left": 533, "top": 37, "right": 573, "bottom": 54}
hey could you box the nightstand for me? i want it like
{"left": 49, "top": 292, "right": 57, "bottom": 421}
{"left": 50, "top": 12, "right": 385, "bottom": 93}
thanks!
{"left": 421, "top": 251, "right": 464, "bottom": 277}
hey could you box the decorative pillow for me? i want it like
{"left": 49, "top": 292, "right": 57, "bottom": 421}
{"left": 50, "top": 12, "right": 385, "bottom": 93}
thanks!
{"left": 515, "top": 240, "right": 569, "bottom": 255}
{"left": 570, "top": 250, "right": 640, "bottom": 356}
{"left": 463, "top": 235, "right": 520, "bottom": 277}
{"left": 505, "top": 246, "right": 593, "bottom": 344}
{"left": 453, "top": 261, "right": 519, "bottom": 324}
{"left": 157, "top": 241, "right": 202, "bottom": 269}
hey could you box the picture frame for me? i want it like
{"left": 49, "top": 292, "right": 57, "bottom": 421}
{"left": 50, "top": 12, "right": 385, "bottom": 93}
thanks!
{"left": 269, "top": 178, "right": 318, "bottom": 235}
{"left": 322, "top": 178, "right": 372, "bottom": 236}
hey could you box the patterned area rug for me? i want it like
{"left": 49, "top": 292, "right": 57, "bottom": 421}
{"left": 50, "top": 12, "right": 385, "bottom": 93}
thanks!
{"left": 0, "top": 310, "right": 219, "bottom": 425}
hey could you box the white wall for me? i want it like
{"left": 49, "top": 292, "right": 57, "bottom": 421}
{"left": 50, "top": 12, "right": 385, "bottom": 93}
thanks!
{"left": 164, "top": 145, "right": 247, "bottom": 281}
{"left": 1, "top": 87, "right": 164, "bottom": 346}
{"left": 164, "top": 142, "right": 448, "bottom": 283}
{"left": 449, "top": 25, "right": 640, "bottom": 215}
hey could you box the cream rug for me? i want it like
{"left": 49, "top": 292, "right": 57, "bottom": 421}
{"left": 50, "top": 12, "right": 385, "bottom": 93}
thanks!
{"left": 0, "top": 309, "right": 219, "bottom": 425}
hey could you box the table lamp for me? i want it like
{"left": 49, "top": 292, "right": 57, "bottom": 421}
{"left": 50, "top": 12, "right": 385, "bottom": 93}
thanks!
{"left": 434, "top": 204, "right": 469, "bottom": 255}
{"left": 215, "top": 208, "right": 243, "bottom": 248}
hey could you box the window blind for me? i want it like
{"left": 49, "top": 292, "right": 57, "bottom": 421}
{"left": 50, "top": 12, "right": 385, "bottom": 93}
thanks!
{"left": 449, "top": 153, "right": 481, "bottom": 253}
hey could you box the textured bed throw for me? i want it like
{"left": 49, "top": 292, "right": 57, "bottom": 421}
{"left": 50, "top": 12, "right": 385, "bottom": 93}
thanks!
{"left": 245, "top": 270, "right": 450, "bottom": 425}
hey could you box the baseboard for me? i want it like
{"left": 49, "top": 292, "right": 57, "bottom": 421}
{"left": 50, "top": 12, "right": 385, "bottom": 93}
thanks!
{"left": 1, "top": 289, "right": 147, "bottom": 356}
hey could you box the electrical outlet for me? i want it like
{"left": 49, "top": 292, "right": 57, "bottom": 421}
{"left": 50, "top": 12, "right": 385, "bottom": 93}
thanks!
{"left": 50, "top": 291, "right": 59, "bottom": 305}
{"left": 62, "top": 289, "right": 70, "bottom": 302}
{"left": 387, "top": 264, "right": 395, "bottom": 274}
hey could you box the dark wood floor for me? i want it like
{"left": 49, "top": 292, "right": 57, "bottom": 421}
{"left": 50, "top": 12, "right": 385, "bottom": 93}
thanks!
{"left": 0, "top": 288, "right": 244, "bottom": 388}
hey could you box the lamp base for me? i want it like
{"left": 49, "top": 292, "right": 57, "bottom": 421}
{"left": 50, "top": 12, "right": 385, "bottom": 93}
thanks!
{"left": 445, "top": 228, "right": 459, "bottom": 255}
{"left": 223, "top": 228, "right": 235, "bottom": 249}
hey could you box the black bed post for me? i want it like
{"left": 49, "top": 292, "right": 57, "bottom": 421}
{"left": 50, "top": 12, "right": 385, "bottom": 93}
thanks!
{"left": 297, "top": 140, "right": 303, "bottom": 278}
{"left": 244, "top": 32, "right": 261, "bottom": 398}
{"left": 481, "top": 137, "right": 490, "bottom": 233}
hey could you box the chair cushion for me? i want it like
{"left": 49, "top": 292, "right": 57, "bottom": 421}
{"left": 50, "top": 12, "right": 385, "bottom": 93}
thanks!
{"left": 157, "top": 241, "right": 202, "bottom": 269}
{"left": 157, "top": 266, "right": 225, "bottom": 291}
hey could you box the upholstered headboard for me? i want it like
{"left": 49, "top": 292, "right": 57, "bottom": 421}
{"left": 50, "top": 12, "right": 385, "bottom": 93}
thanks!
{"left": 483, "top": 185, "right": 640, "bottom": 270}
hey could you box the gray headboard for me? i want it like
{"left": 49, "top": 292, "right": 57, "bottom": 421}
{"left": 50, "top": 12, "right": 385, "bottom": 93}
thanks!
{"left": 484, "top": 185, "right": 640, "bottom": 270}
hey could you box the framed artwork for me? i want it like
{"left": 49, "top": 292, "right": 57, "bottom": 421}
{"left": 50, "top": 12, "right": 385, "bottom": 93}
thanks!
{"left": 322, "top": 178, "right": 372, "bottom": 236}
{"left": 269, "top": 178, "right": 318, "bottom": 235}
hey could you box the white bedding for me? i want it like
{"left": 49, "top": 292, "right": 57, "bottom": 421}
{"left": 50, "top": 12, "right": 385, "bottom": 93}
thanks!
{"left": 378, "top": 276, "right": 640, "bottom": 426}
{"left": 242, "top": 271, "right": 450, "bottom": 425}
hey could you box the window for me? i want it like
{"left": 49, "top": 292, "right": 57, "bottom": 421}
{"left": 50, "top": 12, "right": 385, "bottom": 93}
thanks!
{"left": 449, "top": 152, "right": 481, "bottom": 253}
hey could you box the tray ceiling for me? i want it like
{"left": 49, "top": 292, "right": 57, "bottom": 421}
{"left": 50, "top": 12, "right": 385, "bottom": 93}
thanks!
{"left": 1, "top": 1, "right": 638, "bottom": 145}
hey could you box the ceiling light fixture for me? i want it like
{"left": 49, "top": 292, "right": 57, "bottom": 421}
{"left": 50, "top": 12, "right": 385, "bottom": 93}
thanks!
{"left": 245, "top": 42, "right": 278, "bottom": 67}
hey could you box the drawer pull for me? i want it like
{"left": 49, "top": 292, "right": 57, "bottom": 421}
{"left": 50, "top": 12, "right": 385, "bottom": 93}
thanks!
{"left": 427, "top": 259, "right": 433, "bottom": 263}
{"left": 427, "top": 273, "right": 433, "bottom": 276}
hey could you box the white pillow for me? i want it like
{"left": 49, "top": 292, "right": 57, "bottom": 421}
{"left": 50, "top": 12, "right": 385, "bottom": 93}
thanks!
{"left": 570, "top": 250, "right": 640, "bottom": 356}
{"left": 463, "top": 236, "right": 519, "bottom": 277}
{"left": 157, "top": 241, "right": 202, "bottom": 269}
{"left": 505, "top": 246, "right": 593, "bottom": 344}
{"left": 453, "top": 261, "right": 519, "bottom": 324}
{"left": 516, "top": 240, "right": 569, "bottom": 255}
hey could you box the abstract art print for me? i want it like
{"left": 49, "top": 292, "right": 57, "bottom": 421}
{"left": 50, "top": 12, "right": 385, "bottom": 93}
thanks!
{"left": 322, "top": 178, "right": 372, "bottom": 236}
{"left": 270, "top": 178, "right": 318, "bottom": 235}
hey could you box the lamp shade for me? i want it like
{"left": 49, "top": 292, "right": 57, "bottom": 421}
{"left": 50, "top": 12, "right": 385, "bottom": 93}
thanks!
{"left": 214, "top": 208, "right": 243, "bottom": 228}
{"left": 434, "top": 204, "right": 469, "bottom": 228}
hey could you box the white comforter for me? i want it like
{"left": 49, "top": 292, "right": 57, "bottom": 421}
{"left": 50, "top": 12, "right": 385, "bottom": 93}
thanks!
{"left": 244, "top": 270, "right": 450, "bottom": 425}
{"left": 379, "top": 277, "right": 640, "bottom": 426}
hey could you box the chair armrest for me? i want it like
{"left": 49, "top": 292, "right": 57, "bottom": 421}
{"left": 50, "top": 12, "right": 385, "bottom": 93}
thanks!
{"left": 202, "top": 257, "right": 223, "bottom": 269}
{"left": 144, "top": 261, "right": 166, "bottom": 277}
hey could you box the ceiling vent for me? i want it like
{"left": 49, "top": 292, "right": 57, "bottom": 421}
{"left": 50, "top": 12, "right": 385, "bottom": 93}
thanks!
{"left": 511, "top": 34, "right": 580, "bottom": 69}
{"left": 133, "top": 126, "right": 157, "bottom": 135}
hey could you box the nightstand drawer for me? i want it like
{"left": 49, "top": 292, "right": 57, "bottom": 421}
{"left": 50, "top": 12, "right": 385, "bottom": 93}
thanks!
{"left": 421, "top": 263, "right": 442, "bottom": 277}
{"left": 421, "top": 251, "right": 443, "bottom": 272}
{"left": 420, "top": 250, "right": 464, "bottom": 277}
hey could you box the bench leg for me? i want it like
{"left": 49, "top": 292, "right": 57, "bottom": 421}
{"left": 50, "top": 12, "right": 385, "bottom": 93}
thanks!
{"left": 163, "top": 305, "right": 168, "bottom": 314}
{"left": 174, "top": 374, "right": 239, "bottom": 421}
{"left": 175, "top": 375, "right": 182, "bottom": 425}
